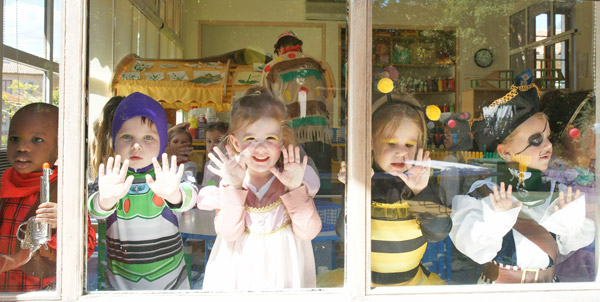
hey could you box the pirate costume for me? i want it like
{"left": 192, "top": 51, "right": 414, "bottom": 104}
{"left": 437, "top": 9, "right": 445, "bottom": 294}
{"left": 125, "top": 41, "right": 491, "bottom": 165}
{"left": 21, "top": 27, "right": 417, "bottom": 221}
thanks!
{"left": 450, "top": 84, "right": 595, "bottom": 284}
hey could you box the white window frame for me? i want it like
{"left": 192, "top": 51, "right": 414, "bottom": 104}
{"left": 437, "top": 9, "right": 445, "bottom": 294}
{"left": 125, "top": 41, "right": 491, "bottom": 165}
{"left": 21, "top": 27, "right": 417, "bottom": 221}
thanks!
{"left": 0, "top": 0, "right": 59, "bottom": 147}
{"left": 1, "top": 0, "right": 597, "bottom": 301}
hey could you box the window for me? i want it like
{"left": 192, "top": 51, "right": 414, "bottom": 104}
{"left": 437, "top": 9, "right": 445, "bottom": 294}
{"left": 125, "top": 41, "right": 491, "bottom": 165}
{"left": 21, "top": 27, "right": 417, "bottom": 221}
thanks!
{"left": 510, "top": 1, "right": 577, "bottom": 90}
{"left": 5, "top": 0, "right": 600, "bottom": 300}
{"left": 0, "top": 0, "right": 60, "bottom": 148}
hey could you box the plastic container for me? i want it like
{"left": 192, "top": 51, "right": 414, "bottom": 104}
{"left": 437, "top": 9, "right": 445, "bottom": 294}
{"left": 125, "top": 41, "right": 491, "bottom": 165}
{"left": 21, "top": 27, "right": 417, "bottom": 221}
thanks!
{"left": 197, "top": 115, "right": 207, "bottom": 140}
{"left": 205, "top": 107, "right": 217, "bottom": 124}
{"left": 314, "top": 200, "right": 341, "bottom": 232}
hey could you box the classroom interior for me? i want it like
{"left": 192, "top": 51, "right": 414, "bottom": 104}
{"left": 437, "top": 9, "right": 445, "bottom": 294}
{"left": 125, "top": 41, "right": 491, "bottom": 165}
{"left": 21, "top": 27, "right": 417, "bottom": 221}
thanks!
{"left": 80, "top": 0, "right": 596, "bottom": 291}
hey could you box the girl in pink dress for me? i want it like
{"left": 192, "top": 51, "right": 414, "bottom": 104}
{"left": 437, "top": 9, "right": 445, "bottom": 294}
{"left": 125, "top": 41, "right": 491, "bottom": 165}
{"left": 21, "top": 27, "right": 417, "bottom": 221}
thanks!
{"left": 199, "top": 87, "right": 322, "bottom": 290}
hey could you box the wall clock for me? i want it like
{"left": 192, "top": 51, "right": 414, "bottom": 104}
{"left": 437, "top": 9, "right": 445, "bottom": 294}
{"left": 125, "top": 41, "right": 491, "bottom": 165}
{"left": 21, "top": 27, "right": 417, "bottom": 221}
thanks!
{"left": 474, "top": 48, "right": 493, "bottom": 68}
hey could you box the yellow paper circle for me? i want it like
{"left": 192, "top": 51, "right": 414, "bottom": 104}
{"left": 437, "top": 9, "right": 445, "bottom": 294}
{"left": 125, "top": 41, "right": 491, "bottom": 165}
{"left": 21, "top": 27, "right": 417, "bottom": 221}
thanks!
{"left": 284, "top": 90, "right": 291, "bottom": 101}
{"left": 377, "top": 78, "right": 394, "bottom": 94}
{"left": 426, "top": 105, "right": 441, "bottom": 121}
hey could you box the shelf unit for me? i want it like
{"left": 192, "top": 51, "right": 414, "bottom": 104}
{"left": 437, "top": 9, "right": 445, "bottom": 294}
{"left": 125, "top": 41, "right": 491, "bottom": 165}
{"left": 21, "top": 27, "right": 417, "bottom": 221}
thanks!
{"left": 371, "top": 27, "right": 458, "bottom": 109}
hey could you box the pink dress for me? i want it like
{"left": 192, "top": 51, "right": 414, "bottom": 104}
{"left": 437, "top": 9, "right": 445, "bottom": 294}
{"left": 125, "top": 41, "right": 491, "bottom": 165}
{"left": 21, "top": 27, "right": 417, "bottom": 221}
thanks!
{"left": 201, "top": 177, "right": 322, "bottom": 290}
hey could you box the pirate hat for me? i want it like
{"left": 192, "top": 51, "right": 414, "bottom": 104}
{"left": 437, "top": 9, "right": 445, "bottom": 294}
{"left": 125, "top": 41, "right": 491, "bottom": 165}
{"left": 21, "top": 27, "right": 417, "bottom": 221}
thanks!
{"left": 472, "top": 83, "right": 540, "bottom": 152}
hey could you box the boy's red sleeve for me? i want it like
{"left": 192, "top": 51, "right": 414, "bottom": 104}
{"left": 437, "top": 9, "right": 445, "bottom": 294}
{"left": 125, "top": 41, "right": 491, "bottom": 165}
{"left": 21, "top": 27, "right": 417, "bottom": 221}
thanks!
{"left": 44, "top": 216, "right": 97, "bottom": 259}
{"left": 86, "top": 215, "right": 97, "bottom": 259}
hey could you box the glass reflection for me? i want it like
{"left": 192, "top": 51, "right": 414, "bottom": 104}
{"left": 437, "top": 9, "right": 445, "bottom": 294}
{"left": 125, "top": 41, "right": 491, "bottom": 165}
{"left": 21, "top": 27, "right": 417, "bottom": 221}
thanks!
{"left": 370, "top": 0, "right": 595, "bottom": 286}
{"left": 87, "top": 0, "right": 345, "bottom": 291}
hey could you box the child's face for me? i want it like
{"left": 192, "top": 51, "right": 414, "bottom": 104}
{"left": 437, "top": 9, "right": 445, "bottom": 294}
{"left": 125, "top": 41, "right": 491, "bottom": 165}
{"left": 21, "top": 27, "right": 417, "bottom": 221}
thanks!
{"left": 114, "top": 116, "right": 161, "bottom": 169}
{"left": 443, "top": 126, "right": 455, "bottom": 149}
{"left": 205, "top": 130, "right": 224, "bottom": 155}
{"left": 374, "top": 120, "right": 420, "bottom": 173}
{"left": 7, "top": 111, "right": 58, "bottom": 174}
{"left": 231, "top": 117, "right": 283, "bottom": 175}
{"left": 170, "top": 133, "right": 191, "bottom": 148}
{"left": 501, "top": 116, "right": 553, "bottom": 171}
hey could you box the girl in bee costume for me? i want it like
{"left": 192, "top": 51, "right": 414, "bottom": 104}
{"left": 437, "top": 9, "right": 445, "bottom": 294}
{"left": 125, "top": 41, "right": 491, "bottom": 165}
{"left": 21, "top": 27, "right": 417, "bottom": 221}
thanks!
{"left": 336, "top": 94, "right": 452, "bottom": 286}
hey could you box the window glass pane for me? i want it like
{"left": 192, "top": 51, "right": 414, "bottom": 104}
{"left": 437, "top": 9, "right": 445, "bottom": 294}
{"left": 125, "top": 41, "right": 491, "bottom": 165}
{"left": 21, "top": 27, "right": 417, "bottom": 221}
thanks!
{"left": 528, "top": 1, "right": 551, "bottom": 44}
{"left": 370, "top": 0, "right": 595, "bottom": 289}
{"left": 555, "top": 14, "right": 566, "bottom": 35}
{"left": 53, "top": 0, "right": 61, "bottom": 63}
{"left": 3, "top": 0, "right": 45, "bottom": 58}
{"left": 510, "top": 9, "right": 526, "bottom": 49}
{"left": 87, "top": 0, "right": 346, "bottom": 291}
{"left": 555, "top": 1, "right": 575, "bottom": 34}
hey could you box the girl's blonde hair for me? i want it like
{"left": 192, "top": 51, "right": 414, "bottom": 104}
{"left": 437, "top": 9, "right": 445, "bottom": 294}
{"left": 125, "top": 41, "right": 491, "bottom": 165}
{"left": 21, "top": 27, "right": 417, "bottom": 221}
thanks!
{"left": 226, "top": 86, "right": 294, "bottom": 151}
{"left": 89, "top": 96, "right": 124, "bottom": 179}
{"left": 372, "top": 94, "right": 427, "bottom": 164}
{"left": 167, "top": 127, "right": 193, "bottom": 144}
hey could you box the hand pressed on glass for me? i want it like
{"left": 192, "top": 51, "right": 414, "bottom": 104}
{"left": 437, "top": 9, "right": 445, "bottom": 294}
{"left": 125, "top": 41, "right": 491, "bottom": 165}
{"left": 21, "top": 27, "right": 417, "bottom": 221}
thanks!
{"left": 145, "top": 153, "right": 185, "bottom": 204}
{"left": 97, "top": 155, "right": 134, "bottom": 211}
{"left": 489, "top": 182, "right": 521, "bottom": 212}
{"left": 389, "top": 148, "right": 431, "bottom": 195}
{"left": 269, "top": 144, "right": 308, "bottom": 191}
{"left": 207, "top": 144, "right": 247, "bottom": 189}
{"left": 555, "top": 186, "right": 581, "bottom": 213}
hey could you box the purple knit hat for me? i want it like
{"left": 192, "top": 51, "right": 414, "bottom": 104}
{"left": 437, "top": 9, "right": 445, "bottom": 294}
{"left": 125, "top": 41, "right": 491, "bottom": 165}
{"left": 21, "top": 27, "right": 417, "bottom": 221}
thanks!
{"left": 111, "top": 92, "right": 168, "bottom": 164}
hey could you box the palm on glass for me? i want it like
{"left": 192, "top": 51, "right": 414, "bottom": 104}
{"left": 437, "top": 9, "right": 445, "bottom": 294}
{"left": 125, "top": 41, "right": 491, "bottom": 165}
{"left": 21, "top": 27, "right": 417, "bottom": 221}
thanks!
{"left": 391, "top": 148, "right": 431, "bottom": 195}
{"left": 98, "top": 155, "right": 135, "bottom": 211}
{"left": 555, "top": 186, "right": 581, "bottom": 213}
{"left": 269, "top": 145, "right": 308, "bottom": 191}
{"left": 145, "top": 153, "right": 185, "bottom": 204}
{"left": 489, "top": 182, "right": 521, "bottom": 212}
{"left": 207, "top": 145, "right": 247, "bottom": 189}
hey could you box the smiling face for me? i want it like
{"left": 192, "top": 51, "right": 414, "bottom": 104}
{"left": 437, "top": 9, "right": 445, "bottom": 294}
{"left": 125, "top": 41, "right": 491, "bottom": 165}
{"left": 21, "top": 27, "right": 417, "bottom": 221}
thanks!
{"left": 7, "top": 110, "right": 58, "bottom": 174}
{"left": 374, "top": 120, "right": 420, "bottom": 173}
{"left": 231, "top": 117, "right": 283, "bottom": 176}
{"left": 498, "top": 114, "right": 553, "bottom": 171}
{"left": 114, "top": 116, "right": 161, "bottom": 169}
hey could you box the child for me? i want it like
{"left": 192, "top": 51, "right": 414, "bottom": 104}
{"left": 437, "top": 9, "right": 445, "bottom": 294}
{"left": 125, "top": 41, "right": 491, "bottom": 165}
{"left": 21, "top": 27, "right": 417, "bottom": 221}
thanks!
{"left": 541, "top": 90, "right": 596, "bottom": 282}
{"left": 0, "top": 103, "right": 97, "bottom": 292}
{"left": 87, "top": 92, "right": 198, "bottom": 290}
{"left": 201, "top": 122, "right": 229, "bottom": 186}
{"left": 167, "top": 127, "right": 198, "bottom": 183}
{"left": 335, "top": 94, "right": 451, "bottom": 286}
{"left": 89, "top": 96, "right": 124, "bottom": 180}
{"left": 450, "top": 84, "right": 594, "bottom": 284}
{"left": 199, "top": 87, "right": 322, "bottom": 290}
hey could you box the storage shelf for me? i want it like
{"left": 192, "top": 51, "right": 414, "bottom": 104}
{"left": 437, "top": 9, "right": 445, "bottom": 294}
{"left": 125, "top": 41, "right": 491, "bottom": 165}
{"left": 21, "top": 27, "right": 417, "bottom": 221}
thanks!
{"left": 412, "top": 91, "right": 455, "bottom": 95}
{"left": 390, "top": 63, "right": 454, "bottom": 68}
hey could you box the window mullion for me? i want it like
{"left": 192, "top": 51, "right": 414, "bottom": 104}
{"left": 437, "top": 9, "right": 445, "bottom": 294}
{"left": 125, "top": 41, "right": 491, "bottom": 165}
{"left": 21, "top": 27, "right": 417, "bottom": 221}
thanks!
{"left": 347, "top": 0, "right": 371, "bottom": 297}
{"left": 44, "top": 0, "right": 54, "bottom": 104}
{"left": 59, "top": 0, "right": 87, "bottom": 300}
{"left": 594, "top": 1, "right": 600, "bottom": 283}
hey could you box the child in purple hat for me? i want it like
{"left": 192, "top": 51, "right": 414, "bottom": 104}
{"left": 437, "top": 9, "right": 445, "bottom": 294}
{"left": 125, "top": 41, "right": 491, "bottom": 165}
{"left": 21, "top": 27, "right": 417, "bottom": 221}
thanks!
{"left": 88, "top": 92, "right": 198, "bottom": 290}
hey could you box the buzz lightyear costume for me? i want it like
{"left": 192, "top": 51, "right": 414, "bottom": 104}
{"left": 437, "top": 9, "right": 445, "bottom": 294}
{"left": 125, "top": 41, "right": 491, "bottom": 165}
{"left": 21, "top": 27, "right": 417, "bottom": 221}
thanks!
{"left": 88, "top": 92, "right": 197, "bottom": 290}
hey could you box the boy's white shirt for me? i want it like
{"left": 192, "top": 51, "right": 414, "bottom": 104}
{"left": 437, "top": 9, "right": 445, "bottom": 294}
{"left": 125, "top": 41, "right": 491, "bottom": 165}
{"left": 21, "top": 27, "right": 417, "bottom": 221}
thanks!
{"left": 450, "top": 178, "right": 594, "bottom": 268}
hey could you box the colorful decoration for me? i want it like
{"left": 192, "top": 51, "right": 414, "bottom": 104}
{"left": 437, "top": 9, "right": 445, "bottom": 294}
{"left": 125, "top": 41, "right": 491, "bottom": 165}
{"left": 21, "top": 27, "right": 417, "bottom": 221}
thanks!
{"left": 447, "top": 119, "right": 456, "bottom": 128}
{"left": 425, "top": 105, "right": 441, "bottom": 121}
{"left": 377, "top": 78, "right": 394, "bottom": 93}
{"left": 569, "top": 128, "right": 580, "bottom": 138}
